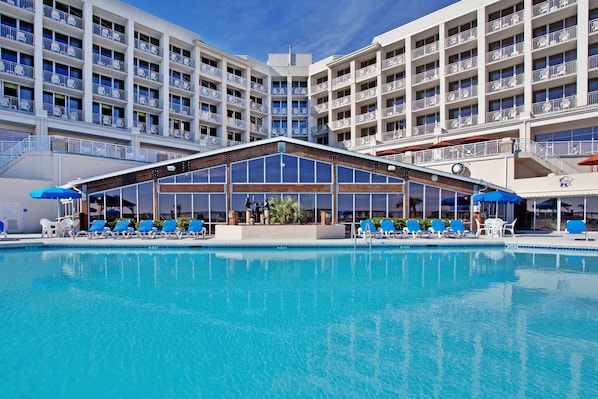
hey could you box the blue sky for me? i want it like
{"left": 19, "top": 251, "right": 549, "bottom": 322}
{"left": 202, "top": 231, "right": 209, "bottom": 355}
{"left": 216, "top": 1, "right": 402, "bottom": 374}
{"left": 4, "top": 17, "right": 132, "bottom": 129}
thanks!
{"left": 123, "top": 0, "right": 458, "bottom": 62}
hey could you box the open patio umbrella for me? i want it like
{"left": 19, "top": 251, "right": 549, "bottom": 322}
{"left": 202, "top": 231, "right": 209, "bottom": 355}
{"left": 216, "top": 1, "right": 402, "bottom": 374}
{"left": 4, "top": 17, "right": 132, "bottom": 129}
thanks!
{"left": 578, "top": 153, "right": 598, "bottom": 171}
{"left": 473, "top": 190, "right": 522, "bottom": 217}
{"left": 30, "top": 187, "right": 82, "bottom": 199}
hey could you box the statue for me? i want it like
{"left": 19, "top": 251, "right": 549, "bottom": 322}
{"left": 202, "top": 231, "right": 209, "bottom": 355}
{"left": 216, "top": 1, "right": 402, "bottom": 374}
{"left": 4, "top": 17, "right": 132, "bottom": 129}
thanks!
{"left": 263, "top": 199, "right": 270, "bottom": 224}
{"left": 245, "top": 196, "right": 253, "bottom": 224}
{"left": 254, "top": 201, "right": 261, "bottom": 224}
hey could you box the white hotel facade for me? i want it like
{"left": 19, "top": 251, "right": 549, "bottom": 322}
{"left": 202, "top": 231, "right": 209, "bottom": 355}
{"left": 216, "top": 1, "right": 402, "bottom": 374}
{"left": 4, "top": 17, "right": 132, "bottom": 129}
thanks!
{"left": 0, "top": 0, "right": 597, "bottom": 232}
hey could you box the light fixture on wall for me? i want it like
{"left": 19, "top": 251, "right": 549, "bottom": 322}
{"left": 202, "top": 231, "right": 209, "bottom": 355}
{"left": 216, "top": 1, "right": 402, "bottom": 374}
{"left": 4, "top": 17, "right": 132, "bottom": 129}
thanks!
{"left": 431, "top": 174, "right": 439, "bottom": 182}
{"left": 387, "top": 165, "right": 396, "bottom": 171}
{"left": 166, "top": 165, "right": 176, "bottom": 172}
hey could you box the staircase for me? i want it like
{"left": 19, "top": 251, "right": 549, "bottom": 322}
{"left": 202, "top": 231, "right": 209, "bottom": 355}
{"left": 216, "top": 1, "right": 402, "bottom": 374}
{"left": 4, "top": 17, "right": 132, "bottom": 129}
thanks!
{"left": 0, "top": 136, "right": 51, "bottom": 174}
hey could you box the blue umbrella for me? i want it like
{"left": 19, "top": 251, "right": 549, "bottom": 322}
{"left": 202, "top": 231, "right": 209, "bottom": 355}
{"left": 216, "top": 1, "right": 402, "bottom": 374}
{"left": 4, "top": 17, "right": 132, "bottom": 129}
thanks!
{"left": 473, "top": 190, "right": 522, "bottom": 218}
{"left": 30, "top": 187, "right": 82, "bottom": 199}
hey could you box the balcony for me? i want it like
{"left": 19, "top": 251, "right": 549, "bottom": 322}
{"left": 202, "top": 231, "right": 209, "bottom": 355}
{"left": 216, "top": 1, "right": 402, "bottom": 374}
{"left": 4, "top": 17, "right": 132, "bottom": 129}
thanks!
{"left": 412, "top": 95, "right": 439, "bottom": 111}
{"left": 291, "top": 87, "right": 308, "bottom": 96}
{"left": 169, "top": 128, "right": 191, "bottom": 141}
{"left": 532, "top": 96, "right": 576, "bottom": 115}
{"left": 135, "top": 67, "right": 160, "bottom": 83}
{"left": 311, "top": 124, "right": 330, "bottom": 135}
{"left": 487, "top": 74, "right": 523, "bottom": 93}
{"left": 291, "top": 107, "right": 308, "bottom": 116}
{"left": 591, "top": 18, "right": 598, "bottom": 35}
{"left": 271, "top": 127, "right": 287, "bottom": 136}
{"left": 43, "top": 103, "right": 82, "bottom": 121}
{"left": 487, "top": 10, "right": 524, "bottom": 34}
{"left": 356, "top": 64, "right": 377, "bottom": 80}
{"left": 445, "top": 27, "right": 477, "bottom": 48}
{"left": 226, "top": 95, "right": 246, "bottom": 108}
{"left": 331, "top": 73, "right": 351, "bottom": 88}
{"left": 93, "top": 113, "right": 126, "bottom": 129}
{"left": 355, "top": 87, "right": 377, "bottom": 102}
{"left": 199, "top": 86, "right": 220, "bottom": 100}
{"left": 140, "top": 123, "right": 160, "bottom": 135}
{"left": 169, "top": 103, "right": 192, "bottom": 117}
{"left": 291, "top": 127, "right": 308, "bottom": 136}
{"left": 170, "top": 51, "right": 192, "bottom": 68}
{"left": 332, "top": 95, "right": 351, "bottom": 108}
{"left": 487, "top": 105, "right": 524, "bottom": 123}
{"left": 412, "top": 68, "right": 439, "bottom": 85}
{"left": 271, "top": 107, "right": 287, "bottom": 116}
{"left": 170, "top": 76, "right": 193, "bottom": 92}
{"left": 93, "top": 54, "right": 126, "bottom": 73}
{"left": 487, "top": 42, "right": 524, "bottom": 63}
{"left": 447, "top": 114, "right": 478, "bottom": 129}
{"left": 251, "top": 123, "right": 266, "bottom": 135}
{"left": 0, "top": 95, "right": 33, "bottom": 113}
{"left": 200, "top": 63, "right": 222, "bottom": 78}
{"left": 382, "top": 54, "right": 406, "bottom": 70}
{"left": 311, "top": 81, "right": 328, "bottom": 93}
{"left": 44, "top": 38, "right": 82, "bottom": 60}
{"left": 0, "top": 25, "right": 34, "bottom": 45}
{"left": 532, "top": 61, "right": 576, "bottom": 83}
{"left": 250, "top": 81, "right": 267, "bottom": 93}
{"left": 355, "top": 111, "right": 376, "bottom": 125}
{"left": 135, "top": 94, "right": 161, "bottom": 109}
{"left": 446, "top": 57, "right": 476, "bottom": 75}
{"left": 227, "top": 73, "right": 247, "bottom": 87}
{"left": 93, "top": 24, "right": 126, "bottom": 44}
{"left": 381, "top": 129, "right": 406, "bottom": 143}
{"left": 0, "top": 60, "right": 33, "bottom": 79}
{"left": 43, "top": 5, "right": 82, "bottom": 29}
{"left": 411, "top": 41, "right": 439, "bottom": 60}
{"left": 382, "top": 79, "right": 405, "bottom": 94}
{"left": 383, "top": 104, "right": 406, "bottom": 118}
{"left": 412, "top": 123, "right": 437, "bottom": 136}
{"left": 533, "top": 0, "right": 576, "bottom": 18}
{"left": 356, "top": 135, "right": 375, "bottom": 147}
{"left": 198, "top": 110, "right": 222, "bottom": 124}
{"left": 43, "top": 71, "right": 82, "bottom": 90}
{"left": 1, "top": 0, "right": 34, "bottom": 12}
{"left": 135, "top": 39, "right": 161, "bottom": 57}
{"left": 532, "top": 26, "right": 576, "bottom": 51}
{"left": 250, "top": 101, "right": 266, "bottom": 113}
{"left": 445, "top": 86, "right": 477, "bottom": 103}
{"left": 312, "top": 102, "right": 328, "bottom": 114}
{"left": 271, "top": 87, "right": 287, "bottom": 96}
{"left": 94, "top": 84, "right": 126, "bottom": 101}
{"left": 331, "top": 117, "right": 351, "bottom": 130}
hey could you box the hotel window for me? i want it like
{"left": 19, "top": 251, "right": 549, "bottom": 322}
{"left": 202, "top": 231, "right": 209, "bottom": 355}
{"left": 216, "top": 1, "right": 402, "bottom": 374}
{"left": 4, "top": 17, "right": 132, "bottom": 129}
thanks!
{"left": 447, "top": 49, "right": 477, "bottom": 64}
{"left": 134, "top": 59, "right": 159, "bottom": 75}
{"left": 488, "top": 34, "right": 523, "bottom": 52}
{"left": 385, "top": 47, "right": 405, "bottom": 59}
{"left": 316, "top": 116, "right": 328, "bottom": 126}
{"left": 360, "top": 126, "right": 376, "bottom": 138}
{"left": 360, "top": 80, "right": 377, "bottom": 90}
{"left": 200, "top": 79, "right": 217, "bottom": 90}
{"left": 386, "top": 120, "right": 406, "bottom": 132}
{"left": 134, "top": 85, "right": 158, "bottom": 102}
{"left": 292, "top": 81, "right": 307, "bottom": 88}
{"left": 200, "top": 102, "right": 217, "bottom": 113}
{"left": 415, "top": 34, "right": 439, "bottom": 48}
{"left": 92, "top": 74, "right": 124, "bottom": 90}
{"left": 532, "top": 16, "right": 577, "bottom": 39}
{"left": 386, "top": 72, "right": 405, "bottom": 83}
{"left": 488, "top": 63, "right": 524, "bottom": 82}
{"left": 170, "top": 119, "right": 190, "bottom": 134}
{"left": 134, "top": 31, "right": 159, "bottom": 47}
{"left": 336, "top": 67, "right": 350, "bottom": 77}
{"left": 337, "top": 110, "right": 351, "bottom": 120}
{"left": 292, "top": 100, "right": 307, "bottom": 112}
{"left": 226, "top": 88, "right": 242, "bottom": 99}
{"left": 360, "top": 58, "right": 376, "bottom": 68}
{"left": 169, "top": 95, "right": 190, "bottom": 111}
{"left": 533, "top": 83, "right": 576, "bottom": 103}
{"left": 272, "top": 119, "right": 287, "bottom": 131}
{"left": 227, "top": 131, "right": 242, "bottom": 142}
{"left": 43, "top": 0, "right": 82, "bottom": 18}
{"left": 488, "top": 94, "right": 524, "bottom": 111}
{"left": 272, "top": 100, "right": 287, "bottom": 111}
{"left": 227, "top": 66, "right": 243, "bottom": 77}
{"left": 92, "top": 16, "right": 125, "bottom": 35}
{"left": 488, "top": 2, "right": 524, "bottom": 22}
{"left": 316, "top": 76, "right": 328, "bottom": 84}
{"left": 448, "top": 76, "right": 477, "bottom": 92}
{"left": 317, "top": 96, "right": 328, "bottom": 105}
{"left": 169, "top": 45, "right": 190, "bottom": 59}
{"left": 201, "top": 57, "right": 218, "bottom": 68}
{"left": 416, "top": 87, "right": 440, "bottom": 100}
{"left": 133, "top": 111, "right": 159, "bottom": 131}
{"left": 251, "top": 76, "right": 263, "bottom": 85}
{"left": 200, "top": 125, "right": 217, "bottom": 138}
{"left": 272, "top": 81, "right": 287, "bottom": 89}
{"left": 93, "top": 45, "right": 125, "bottom": 62}
{"left": 43, "top": 60, "right": 81, "bottom": 78}
{"left": 415, "top": 113, "right": 440, "bottom": 128}
{"left": 227, "top": 109, "right": 242, "bottom": 120}
{"left": 532, "top": 50, "right": 576, "bottom": 70}
{"left": 43, "top": 29, "right": 82, "bottom": 49}
{"left": 360, "top": 103, "right": 377, "bottom": 113}
{"left": 447, "top": 20, "right": 477, "bottom": 37}
{"left": 1, "top": 15, "right": 33, "bottom": 33}
{"left": 415, "top": 61, "right": 439, "bottom": 75}
{"left": 93, "top": 102, "right": 124, "bottom": 124}
{"left": 337, "top": 88, "right": 350, "bottom": 99}
{"left": 337, "top": 131, "right": 350, "bottom": 142}
{"left": 250, "top": 96, "right": 263, "bottom": 107}
{"left": 448, "top": 104, "right": 478, "bottom": 120}
{"left": 2, "top": 49, "right": 33, "bottom": 68}
{"left": 386, "top": 96, "right": 405, "bottom": 107}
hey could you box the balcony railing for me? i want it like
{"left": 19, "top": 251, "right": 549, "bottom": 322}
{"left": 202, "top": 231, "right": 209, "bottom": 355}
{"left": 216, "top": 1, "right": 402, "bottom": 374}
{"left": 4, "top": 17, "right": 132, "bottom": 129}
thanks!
{"left": 200, "top": 63, "right": 222, "bottom": 77}
{"left": 291, "top": 127, "right": 308, "bottom": 136}
{"left": 250, "top": 124, "right": 266, "bottom": 134}
{"left": 533, "top": 0, "right": 576, "bottom": 18}
{"left": 0, "top": 95, "right": 33, "bottom": 113}
{"left": 227, "top": 73, "right": 247, "bottom": 87}
{"left": 92, "top": 113, "right": 126, "bottom": 129}
{"left": 532, "top": 26, "right": 577, "bottom": 50}
{"left": 135, "top": 94, "right": 161, "bottom": 109}
{"left": 226, "top": 95, "right": 246, "bottom": 108}
{"left": 412, "top": 123, "right": 437, "bottom": 136}
{"left": 271, "top": 107, "right": 287, "bottom": 115}
{"left": 356, "top": 111, "right": 376, "bottom": 124}
{"left": 382, "top": 54, "right": 406, "bottom": 70}
{"left": 445, "top": 27, "right": 477, "bottom": 48}
{"left": 447, "top": 114, "right": 478, "bottom": 129}
{"left": 93, "top": 84, "right": 126, "bottom": 101}
{"left": 446, "top": 57, "right": 476, "bottom": 75}
{"left": 487, "top": 42, "right": 524, "bottom": 63}
{"left": 271, "top": 127, "right": 287, "bottom": 136}
{"left": 170, "top": 77, "right": 192, "bottom": 91}
{"left": 138, "top": 123, "right": 160, "bottom": 135}
{"left": 93, "top": 54, "right": 125, "bottom": 72}
{"left": 43, "top": 71, "right": 82, "bottom": 90}
{"left": 0, "top": 24, "right": 34, "bottom": 45}
{"left": 487, "top": 105, "right": 524, "bottom": 122}
{"left": 355, "top": 87, "right": 377, "bottom": 102}
{"left": 199, "top": 86, "right": 220, "bottom": 99}
{"left": 331, "top": 117, "right": 351, "bottom": 130}
{"left": 43, "top": 5, "right": 82, "bottom": 29}
{"left": 43, "top": 103, "right": 82, "bottom": 121}
{"left": 356, "top": 64, "right": 377, "bottom": 79}
{"left": 487, "top": 10, "right": 524, "bottom": 33}
{"left": 532, "top": 95, "right": 576, "bottom": 115}
{"left": 250, "top": 101, "right": 266, "bottom": 113}
{"left": 0, "top": 60, "right": 34, "bottom": 79}
{"left": 532, "top": 60, "right": 576, "bottom": 82}
{"left": 591, "top": 18, "right": 598, "bottom": 34}
{"left": 169, "top": 51, "right": 192, "bottom": 68}
{"left": 332, "top": 96, "right": 351, "bottom": 108}
{"left": 381, "top": 129, "right": 406, "bottom": 143}
{"left": 44, "top": 38, "right": 83, "bottom": 59}
{"left": 271, "top": 87, "right": 287, "bottom": 96}
{"left": 311, "top": 81, "right": 328, "bottom": 93}
{"left": 412, "top": 95, "right": 439, "bottom": 111}
{"left": 446, "top": 86, "right": 477, "bottom": 103}
{"left": 412, "top": 42, "right": 439, "bottom": 60}
{"left": 382, "top": 78, "right": 405, "bottom": 94}
{"left": 93, "top": 23, "right": 126, "bottom": 44}
{"left": 169, "top": 129, "right": 191, "bottom": 140}
{"left": 169, "top": 103, "right": 192, "bottom": 117}
{"left": 331, "top": 73, "right": 351, "bottom": 87}
{"left": 383, "top": 104, "right": 406, "bottom": 118}
{"left": 198, "top": 110, "right": 222, "bottom": 124}
{"left": 487, "top": 74, "right": 523, "bottom": 93}
{"left": 135, "top": 67, "right": 160, "bottom": 82}
{"left": 311, "top": 124, "right": 330, "bottom": 135}
{"left": 291, "top": 107, "right": 308, "bottom": 115}
{"left": 291, "top": 87, "right": 308, "bottom": 96}
{"left": 312, "top": 102, "right": 328, "bottom": 114}
{"left": 412, "top": 68, "right": 440, "bottom": 85}
{"left": 413, "top": 139, "right": 503, "bottom": 165}
{"left": 1, "top": 0, "right": 34, "bottom": 11}
{"left": 250, "top": 81, "right": 266, "bottom": 93}
{"left": 135, "top": 39, "right": 161, "bottom": 57}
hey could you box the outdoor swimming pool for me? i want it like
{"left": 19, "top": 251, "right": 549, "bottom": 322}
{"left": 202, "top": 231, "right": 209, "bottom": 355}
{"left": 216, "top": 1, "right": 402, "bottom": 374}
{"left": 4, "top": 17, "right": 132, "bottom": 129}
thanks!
{"left": 0, "top": 247, "right": 597, "bottom": 398}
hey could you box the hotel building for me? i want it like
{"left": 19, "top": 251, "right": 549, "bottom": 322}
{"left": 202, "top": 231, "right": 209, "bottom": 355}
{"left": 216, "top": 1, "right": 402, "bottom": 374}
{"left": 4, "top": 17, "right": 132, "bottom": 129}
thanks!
{"left": 0, "top": 0, "right": 597, "bottom": 232}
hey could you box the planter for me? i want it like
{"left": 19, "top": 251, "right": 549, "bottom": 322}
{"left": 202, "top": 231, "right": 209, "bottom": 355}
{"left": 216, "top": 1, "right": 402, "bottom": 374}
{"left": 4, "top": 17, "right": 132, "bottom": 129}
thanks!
{"left": 215, "top": 224, "right": 346, "bottom": 240}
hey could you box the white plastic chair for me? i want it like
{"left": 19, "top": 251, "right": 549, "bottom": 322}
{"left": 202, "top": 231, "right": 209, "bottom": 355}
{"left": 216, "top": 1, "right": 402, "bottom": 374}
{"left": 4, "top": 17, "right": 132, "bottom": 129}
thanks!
{"left": 502, "top": 218, "right": 517, "bottom": 237}
{"left": 40, "top": 218, "right": 54, "bottom": 238}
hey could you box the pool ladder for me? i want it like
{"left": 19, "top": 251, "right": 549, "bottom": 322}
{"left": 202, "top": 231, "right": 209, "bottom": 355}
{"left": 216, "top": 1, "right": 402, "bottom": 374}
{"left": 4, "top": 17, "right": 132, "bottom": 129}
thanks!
{"left": 352, "top": 222, "right": 373, "bottom": 250}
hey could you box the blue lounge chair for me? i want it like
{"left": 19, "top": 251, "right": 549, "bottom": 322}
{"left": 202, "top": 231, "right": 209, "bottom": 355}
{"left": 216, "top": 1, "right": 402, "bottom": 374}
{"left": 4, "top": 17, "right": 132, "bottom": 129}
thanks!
{"left": 358, "top": 219, "right": 380, "bottom": 239}
{"left": 179, "top": 219, "right": 206, "bottom": 239}
{"left": 108, "top": 220, "right": 133, "bottom": 239}
{"left": 404, "top": 219, "right": 430, "bottom": 238}
{"left": 429, "top": 219, "right": 449, "bottom": 238}
{"left": 154, "top": 219, "right": 179, "bottom": 239}
{"left": 0, "top": 219, "right": 7, "bottom": 239}
{"left": 130, "top": 220, "right": 155, "bottom": 239}
{"left": 565, "top": 220, "right": 589, "bottom": 241}
{"left": 449, "top": 219, "right": 477, "bottom": 238}
{"left": 72, "top": 219, "right": 108, "bottom": 239}
{"left": 380, "top": 219, "right": 402, "bottom": 238}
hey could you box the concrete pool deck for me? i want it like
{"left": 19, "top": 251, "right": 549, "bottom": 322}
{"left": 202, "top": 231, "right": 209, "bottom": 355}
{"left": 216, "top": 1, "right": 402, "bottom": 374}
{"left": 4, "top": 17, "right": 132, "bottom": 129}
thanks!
{"left": 1, "top": 230, "right": 598, "bottom": 251}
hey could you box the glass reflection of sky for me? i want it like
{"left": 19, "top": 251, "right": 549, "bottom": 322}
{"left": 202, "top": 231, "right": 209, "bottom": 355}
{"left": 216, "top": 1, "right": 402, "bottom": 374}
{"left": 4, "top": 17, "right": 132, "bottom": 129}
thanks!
{"left": 1, "top": 248, "right": 597, "bottom": 398}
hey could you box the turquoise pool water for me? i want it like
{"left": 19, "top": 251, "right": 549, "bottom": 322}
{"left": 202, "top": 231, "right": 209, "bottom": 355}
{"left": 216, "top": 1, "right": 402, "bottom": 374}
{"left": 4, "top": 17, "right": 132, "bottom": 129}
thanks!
{"left": 0, "top": 247, "right": 597, "bottom": 398}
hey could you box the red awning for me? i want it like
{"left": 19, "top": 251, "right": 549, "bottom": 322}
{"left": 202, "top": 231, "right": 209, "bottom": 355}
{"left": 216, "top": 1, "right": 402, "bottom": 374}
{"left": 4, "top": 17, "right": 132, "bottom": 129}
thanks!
{"left": 430, "top": 140, "right": 457, "bottom": 148}
{"left": 578, "top": 153, "right": 598, "bottom": 166}
{"left": 460, "top": 135, "right": 487, "bottom": 144}
{"left": 398, "top": 145, "right": 429, "bottom": 153}
{"left": 376, "top": 149, "right": 400, "bottom": 156}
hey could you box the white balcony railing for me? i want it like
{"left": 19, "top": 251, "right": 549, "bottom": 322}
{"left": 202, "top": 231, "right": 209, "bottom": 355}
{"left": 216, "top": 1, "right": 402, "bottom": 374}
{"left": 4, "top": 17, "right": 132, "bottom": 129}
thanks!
{"left": 382, "top": 79, "right": 405, "bottom": 93}
{"left": 382, "top": 54, "right": 406, "bottom": 70}
{"left": 487, "top": 105, "right": 524, "bottom": 122}
{"left": 200, "top": 63, "right": 222, "bottom": 77}
{"left": 412, "top": 41, "right": 439, "bottom": 59}
{"left": 487, "top": 74, "right": 524, "bottom": 93}
{"left": 445, "top": 27, "right": 477, "bottom": 48}
{"left": 92, "top": 23, "right": 126, "bottom": 44}
{"left": 446, "top": 57, "right": 477, "bottom": 75}
{"left": 446, "top": 86, "right": 477, "bottom": 103}
{"left": 532, "top": 60, "right": 576, "bottom": 82}
{"left": 43, "top": 5, "right": 82, "bottom": 29}
{"left": 487, "top": 10, "right": 524, "bottom": 33}
{"left": 93, "top": 54, "right": 125, "bottom": 72}
{"left": 487, "top": 42, "right": 524, "bottom": 63}
{"left": 447, "top": 114, "right": 478, "bottom": 129}
{"left": 532, "top": 96, "right": 576, "bottom": 115}
{"left": 532, "top": 26, "right": 577, "bottom": 50}
{"left": 0, "top": 60, "right": 34, "bottom": 79}
{"left": 44, "top": 71, "right": 82, "bottom": 90}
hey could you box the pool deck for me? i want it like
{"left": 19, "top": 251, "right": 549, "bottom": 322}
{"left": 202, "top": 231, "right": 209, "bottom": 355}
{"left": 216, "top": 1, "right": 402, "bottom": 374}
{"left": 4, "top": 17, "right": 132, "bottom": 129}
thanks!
{"left": 1, "top": 230, "right": 598, "bottom": 251}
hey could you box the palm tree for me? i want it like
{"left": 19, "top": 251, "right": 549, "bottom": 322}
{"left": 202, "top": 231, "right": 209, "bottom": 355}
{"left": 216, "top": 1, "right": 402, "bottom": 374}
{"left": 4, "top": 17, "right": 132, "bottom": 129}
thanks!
{"left": 269, "top": 196, "right": 306, "bottom": 224}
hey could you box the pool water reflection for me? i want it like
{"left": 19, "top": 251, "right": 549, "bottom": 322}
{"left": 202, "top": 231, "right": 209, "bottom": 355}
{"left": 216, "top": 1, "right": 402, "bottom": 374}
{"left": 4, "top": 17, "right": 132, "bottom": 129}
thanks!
{"left": 0, "top": 248, "right": 597, "bottom": 398}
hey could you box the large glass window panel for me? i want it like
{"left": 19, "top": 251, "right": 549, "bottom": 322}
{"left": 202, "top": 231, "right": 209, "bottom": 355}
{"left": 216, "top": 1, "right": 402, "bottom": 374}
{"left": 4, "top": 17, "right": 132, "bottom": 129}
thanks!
{"left": 232, "top": 193, "right": 250, "bottom": 223}
{"left": 231, "top": 161, "right": 247, "bottom": 183}
{"left": 265, "top": 155, "right": 281, "bottom": 183}
{"left": 300, "top": 193, "right": 316, "bottom": 223}
{"left": 317, "top": 194, "right": 332, "bottom": 223}
{"left": 316, "top": 162, "right": 332, "bottom": 183}
{"left": 193, "top": 169, "right": 208, "bottom": 183}
{"left": 175, "top": 194, "right": 192, "bottom": 218}
{"left": 282, "top": 154, "right": 298, "bottom": 183}
{"left": 355, "top": 193, "right": 370, "bottom": 220}
{"left": 138, "top": 182, "right": 153, "bottom": 220}
{"left": 121, "top": 185, "right": 137, "bottom": 219}
{"left": 389, "top": 193, "right": 403, "bottom": 218}
{"left": 299, "top": 158, "right": 315, "bottom": 183}
{"left": 158, "top": 193, "right": 175, "bottom": 220}
{"left": 211, "top": 193, "right": 226, "bottom": 223}
{"left": 248, "top": 158, "right": 264, "bottom": 183}
{"left": 409, "top": 182, "right": 424, "bottom": 218}
{"left": 355, "top": 170, "right": 370, "bottom": 183}
{"left": 176, "top": 173, "right": 192, "bottom": 183}
{"left": 425, "top": 186, "right": 440, "bottom": 218}
{"left": 337, "top": 166, "right": 353, "bottom": 183}
{"left": 192, "top": 193, "right": 209, "bottom": 220}
{"left": 337, "top": 194, "right": 353, "bottom": 222}
{"left": 560, "top": 196, "right": 584, "bottom": 231}
{"left": 372, "top": 173, "right": 386, "bottom": 183}
{"left": 372, "top": 194, "right": 387, "bottom": 218}
{"left": 210, "top": 166, "right": 226, "bottom": 183}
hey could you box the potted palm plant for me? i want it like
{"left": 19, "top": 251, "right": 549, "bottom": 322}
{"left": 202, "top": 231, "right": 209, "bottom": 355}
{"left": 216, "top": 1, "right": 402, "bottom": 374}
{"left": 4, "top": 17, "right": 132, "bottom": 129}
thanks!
{"left": 268, "top": 196, "right": 306, "bottom": 224}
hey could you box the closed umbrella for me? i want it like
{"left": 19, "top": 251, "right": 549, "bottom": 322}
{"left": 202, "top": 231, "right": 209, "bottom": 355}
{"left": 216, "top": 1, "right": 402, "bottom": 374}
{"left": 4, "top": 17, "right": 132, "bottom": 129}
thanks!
{"left": 473, "top": 190, "right": 522, "bottom": 217}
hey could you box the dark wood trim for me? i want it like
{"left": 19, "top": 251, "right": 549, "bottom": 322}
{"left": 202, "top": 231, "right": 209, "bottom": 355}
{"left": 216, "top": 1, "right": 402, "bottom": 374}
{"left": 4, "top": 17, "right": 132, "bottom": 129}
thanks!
{"left": 160, "top": 183, "right": 226, "bottom": 193}
{"left": 338, "top": 184, "right": 403, "bottom": 193}
{"left": 233, "top": 183, "right": 332, "bottom": 193}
